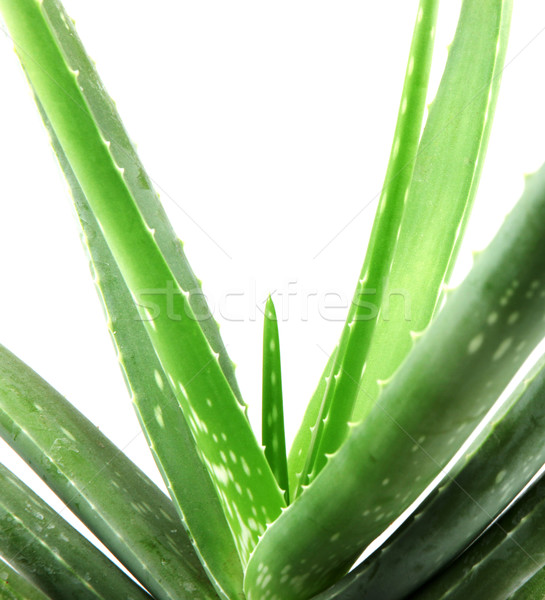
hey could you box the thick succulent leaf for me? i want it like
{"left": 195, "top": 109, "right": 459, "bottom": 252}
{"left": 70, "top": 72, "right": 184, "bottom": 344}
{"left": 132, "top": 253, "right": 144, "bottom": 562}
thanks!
{"left": 303, "top": 0, "right": 441, "bottom": 487}
{"left": 289, "top": 0, "right": 438, "bottom": 494}
{"left": 0, "top": 0, "right": 285, "bottom": 564}
{"left": 0, "top": 344, "right": 218, "bottom": 600}
{"left": 353, "top": 0, "right": 512, "bottom": 422}
{"left": 40, "top": 0, "right": 243, "bottom": 407}
{"left": 31, "top": 0, "right": 243, "bottom": 590}
{"left": 410, "top": 471, "right": 545, "bottom": 600}
{"left": 245, "top": 164, "right": 545, "bottom": 600}
{"left": 0, "top": 463, "right": 151, "bottom": 600}
{"left": 312, "top": 351, "right": 545, "bottom": 600}
{"left": 291, "top": 0, "right": 512, "bottom": 489}
{"left": 508, "top": 566, "right": 545, "bottom": 599}
{"left": 0, "top": 560, "right": 52, "bottom": 600}
{"left": 34, "top": 95, "right": 242, "bottom": 599}
{"left": 262, "top": 297, "right": 289, "bottom": 502}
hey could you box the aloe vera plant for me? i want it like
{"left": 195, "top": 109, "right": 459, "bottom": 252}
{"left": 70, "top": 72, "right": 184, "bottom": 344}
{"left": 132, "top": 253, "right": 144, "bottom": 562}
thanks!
{"left": 1, "top": 1, "right": 545, "bottom": 599}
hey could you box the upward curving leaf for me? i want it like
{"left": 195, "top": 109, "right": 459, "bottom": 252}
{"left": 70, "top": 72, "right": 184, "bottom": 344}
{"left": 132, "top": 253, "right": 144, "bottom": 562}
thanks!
{"left": 245, "top": 164, "right": 545, "bottom": 599}
{"left": 25, "top": 0, "right": 244, "bottom": 593}
{"left": 40, "top": 0, "right": 243, "bottom": 407}
{"left": 291, "top": 0, "right": 512, "bottom": 494}
{"left": 0, "top": 0, "right": 285, "bottom": 566}
{"left": 353, "top": 0, "right": 512, "bottom": 422}
{"left": 313, "top": 351, "right": 545, "bottom": 599}
{"left": 308, "top": 0, "right": 443, "bottom": 483}
{"left": 32, "top": 73, "right": 243, "bottom": 600}
{"left": 290, "top": 0, "right": 439, "bottom": 494}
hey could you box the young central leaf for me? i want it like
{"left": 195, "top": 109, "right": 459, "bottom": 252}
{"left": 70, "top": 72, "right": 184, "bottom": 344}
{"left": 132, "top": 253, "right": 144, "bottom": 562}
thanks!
{"left": 262, "top": 296, "right": 289, "bottom": 502}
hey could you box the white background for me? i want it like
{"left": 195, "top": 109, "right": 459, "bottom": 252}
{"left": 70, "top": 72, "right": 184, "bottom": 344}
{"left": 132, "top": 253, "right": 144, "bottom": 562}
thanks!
{"left": 0, "top": 0, "right": 545, "bottom": 559}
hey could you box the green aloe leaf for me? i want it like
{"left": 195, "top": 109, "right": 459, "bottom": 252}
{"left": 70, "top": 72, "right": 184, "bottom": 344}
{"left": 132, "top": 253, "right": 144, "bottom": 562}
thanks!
{"left": 304, "top": 0, "right": 442, "bottom": 487}
{"left": 32, "top": 80, "right": 243, "bottom": 600}
{"left": 289, "top": 0, "right": 439, "bottom": 495}
{"left": 28, "top": 0, "right": 245, "bottom": 592}
{"left": 262, "top": 296, "right": 289, "bottom": 503}
{"left": 245, "top": 163, "right": 545, "bottom": 600}
{"left": 0, "top": 463, "right": 151, "bottom": 600}
{"left": 37, "top": 0, "right": 243, "bottom": 408}
{"left": 293, "top": 0, "right": 512, "bottom": 495}
{"left": 508, "top": 566, "right": 545, "bottom": 599}
{"left": 312, "top": 351, "right": 545, "bottom": 600}
{"left": 0, "top": 559, "right": 52, "bottom": 600}
{"left": 410, "top": 471, "right": 545, "bottom": 600}
{"left": 0, "top": 344, "right": 218, "bottom": 600}
{"left": 352, "top": 0, "right": 512, "bottom": 423}
{"left": 0, "top": 0, "right": 285, "bottom": 566}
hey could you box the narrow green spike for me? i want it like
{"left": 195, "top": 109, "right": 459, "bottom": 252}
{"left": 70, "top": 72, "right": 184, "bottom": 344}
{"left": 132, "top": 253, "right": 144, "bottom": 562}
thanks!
{"left": 290, "top": 0, "right": 439, "bottom": 494}
{"left": 245, "top": 159, "right": 545, "bottom": 599}
{"left": 262, "top": 296, "right": 289, "bottom": 503}
{"left": 0, "top": 463, "right": 151, "bottom": 600}
{"left": 312, "top": 351, "right": 545, "bottom": 599}
{"left": 0, "top": 560, "right": 52, "bottom": 600}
